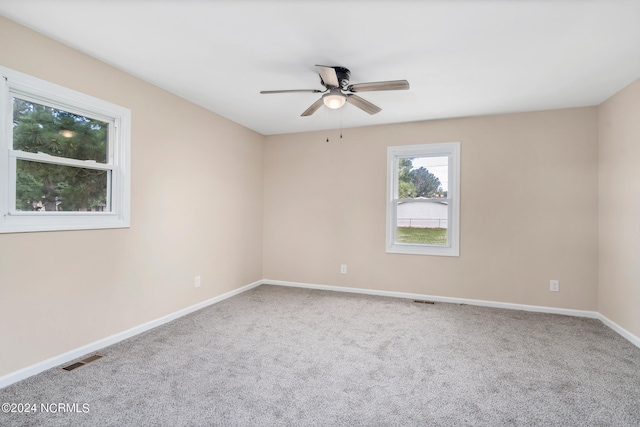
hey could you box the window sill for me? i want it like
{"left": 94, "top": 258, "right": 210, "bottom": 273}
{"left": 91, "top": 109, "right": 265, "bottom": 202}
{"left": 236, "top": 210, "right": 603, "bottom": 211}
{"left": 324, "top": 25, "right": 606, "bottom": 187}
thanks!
{"left": 386, "top": 243, "right": 459, "bottom": 257}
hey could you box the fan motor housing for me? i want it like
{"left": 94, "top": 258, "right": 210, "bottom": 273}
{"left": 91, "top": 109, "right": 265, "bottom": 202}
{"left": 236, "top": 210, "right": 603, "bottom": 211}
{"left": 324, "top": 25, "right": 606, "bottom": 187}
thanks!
{"left": 320, "top": 66, "right": 351, "bottom": 89}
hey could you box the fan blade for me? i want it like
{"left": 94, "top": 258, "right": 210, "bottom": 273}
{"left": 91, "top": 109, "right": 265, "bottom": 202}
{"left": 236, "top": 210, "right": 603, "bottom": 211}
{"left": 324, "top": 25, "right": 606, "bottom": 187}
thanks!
{"left": 301, "top": 98, "right": 325, "bottom": 117}
{"left": 346, "top": 94, "right": 381, "bottom": 115}
{"left": 260, "top": 89, "right": 323, "bottom": 94}
{"left": 347, "top": 80, "right": 410, "bottom": 93}
{"left": 315, "top": 65, "right": 339, "bottom": 88}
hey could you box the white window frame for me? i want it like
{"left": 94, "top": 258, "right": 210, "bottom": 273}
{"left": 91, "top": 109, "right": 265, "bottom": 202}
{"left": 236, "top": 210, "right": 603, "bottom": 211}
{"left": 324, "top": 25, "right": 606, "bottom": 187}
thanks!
{"left": 386, "top": 142, "right": 460, "bottom": 256}
{"left": 0, "top": 66, "right": 131, "bottom": 233}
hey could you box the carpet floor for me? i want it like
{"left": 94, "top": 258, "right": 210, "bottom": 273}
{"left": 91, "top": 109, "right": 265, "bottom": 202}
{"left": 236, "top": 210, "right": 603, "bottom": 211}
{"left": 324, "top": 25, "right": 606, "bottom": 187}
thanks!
{"left": 2, "top": 284, "right": 640, "bottom": 426}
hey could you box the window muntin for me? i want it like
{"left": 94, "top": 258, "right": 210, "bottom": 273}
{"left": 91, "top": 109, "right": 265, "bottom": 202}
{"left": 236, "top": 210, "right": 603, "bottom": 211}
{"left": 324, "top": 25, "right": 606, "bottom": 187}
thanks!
{"left": 1, "top": 66, "right": 130, "bottom": 233}
{"left": 387, "top": 143, "right": 460, "bottom": 256}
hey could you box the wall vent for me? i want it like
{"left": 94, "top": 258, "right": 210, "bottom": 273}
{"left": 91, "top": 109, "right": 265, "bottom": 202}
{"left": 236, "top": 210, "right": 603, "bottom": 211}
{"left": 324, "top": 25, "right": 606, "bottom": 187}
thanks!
{"left": 62, "top": 354, "right": 103, "bottom": 371}
{"left": 413, "top": 299, "right": 435, "bottom": 304}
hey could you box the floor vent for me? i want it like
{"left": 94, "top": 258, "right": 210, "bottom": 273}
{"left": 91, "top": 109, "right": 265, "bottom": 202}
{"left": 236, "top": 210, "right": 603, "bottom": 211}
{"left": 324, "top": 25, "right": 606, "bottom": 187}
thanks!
{"left": 62, "top": 354, "right": 103, "bottom": 371}
{"left": 62, "top": 362, "right": 84, "bottom": 372}
{"left": 413, "top": 299, "right": 435, "bottom": 304}
{"left": 81, "top": 354, "right": 103, "bottom": 364}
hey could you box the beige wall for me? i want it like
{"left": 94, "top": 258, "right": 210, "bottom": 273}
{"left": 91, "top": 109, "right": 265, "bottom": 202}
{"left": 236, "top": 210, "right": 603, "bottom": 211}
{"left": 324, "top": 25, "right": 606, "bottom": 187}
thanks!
{"left": 598, "top": 78, "right": 640, "bottom": 338}
{"left": 264, "top": 108, "right": 599, "bottom": 310}
{"left": 0, "top": 17, "right": 264, "bottom": 377}
{"left": 2, "top": 13, "right": 637, "bottom": 382}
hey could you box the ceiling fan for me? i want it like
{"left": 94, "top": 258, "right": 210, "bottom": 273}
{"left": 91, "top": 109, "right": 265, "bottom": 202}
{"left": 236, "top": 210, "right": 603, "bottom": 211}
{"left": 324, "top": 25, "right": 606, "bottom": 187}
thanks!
{"left": 260, "top": 65, "right": 410, "bottom": 116}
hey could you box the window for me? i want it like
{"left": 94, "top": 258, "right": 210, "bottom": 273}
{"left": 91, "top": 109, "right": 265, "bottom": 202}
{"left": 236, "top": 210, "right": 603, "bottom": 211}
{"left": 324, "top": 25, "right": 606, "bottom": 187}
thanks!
{"left": 0, "top": 66, "right": 131, "bottom": 233}
{"left": 386, "top": 142, "right": 460, "bottom": 256}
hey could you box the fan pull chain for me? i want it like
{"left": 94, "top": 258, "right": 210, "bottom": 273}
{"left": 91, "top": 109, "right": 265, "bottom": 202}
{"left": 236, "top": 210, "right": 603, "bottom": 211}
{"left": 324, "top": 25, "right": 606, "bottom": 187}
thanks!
{"left": 325, "top": 110, "right": 344, "bottom": 142}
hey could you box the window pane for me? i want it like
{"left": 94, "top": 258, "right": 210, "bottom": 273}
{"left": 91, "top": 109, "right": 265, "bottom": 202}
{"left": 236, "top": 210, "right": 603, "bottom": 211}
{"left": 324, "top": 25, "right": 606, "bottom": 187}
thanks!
{"left": 397, "top": 155, "right": 448, "bottom": 198}
{"left": 12, "top": 97, "right": 108, "bottom": 163}
{"left": 396, "top": 155, "right": 449, "bottom": 245}
{"left": 396, "top": 200, "right": 448, "bottom": 245}
{"left": 16, "top": 159, "right": 108, "bottom": 212}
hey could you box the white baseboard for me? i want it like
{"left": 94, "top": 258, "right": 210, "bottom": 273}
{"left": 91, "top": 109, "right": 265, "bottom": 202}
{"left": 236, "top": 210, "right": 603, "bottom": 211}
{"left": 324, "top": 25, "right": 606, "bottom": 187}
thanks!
{"left": 264, "top": 279, "right": 600, "bottom": 319}
{"left": 3, "top": 278, "right": 639, "bottom": 389}
{"left": 0, "top": 280, "right": 263, "bottom": 390}
{"left": 598, "top": 313, "right": 640, "bottom": 349}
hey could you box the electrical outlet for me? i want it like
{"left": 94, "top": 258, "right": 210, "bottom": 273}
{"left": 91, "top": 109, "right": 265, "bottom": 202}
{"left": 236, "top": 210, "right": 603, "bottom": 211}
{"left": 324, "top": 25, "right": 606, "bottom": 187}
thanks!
{"left": 195, "top": 276, "right": 201, "bottom": 288}
{"left": 550, "top": 280, "right": 559, "bottom": 292}
{"left": 340, "top": 264, "right": 347, "bottom": 274}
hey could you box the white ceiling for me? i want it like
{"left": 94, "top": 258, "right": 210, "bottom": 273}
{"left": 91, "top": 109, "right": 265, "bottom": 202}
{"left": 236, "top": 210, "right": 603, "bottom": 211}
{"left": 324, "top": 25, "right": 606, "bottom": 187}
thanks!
{"left": 1, "top": 0, "right": 639, "bottom": 136}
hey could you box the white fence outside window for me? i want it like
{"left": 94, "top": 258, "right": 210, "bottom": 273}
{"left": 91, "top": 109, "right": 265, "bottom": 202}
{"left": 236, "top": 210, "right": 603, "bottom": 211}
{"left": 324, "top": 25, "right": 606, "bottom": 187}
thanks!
{"left": 397, "top": 200, "right": 448, "bottom": 229}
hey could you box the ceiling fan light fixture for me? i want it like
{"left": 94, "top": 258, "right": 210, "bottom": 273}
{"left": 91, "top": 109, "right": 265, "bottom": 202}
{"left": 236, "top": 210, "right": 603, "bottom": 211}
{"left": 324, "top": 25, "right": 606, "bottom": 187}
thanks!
{"left": 323, "top": 89, "right": 346, "bottom": 109}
